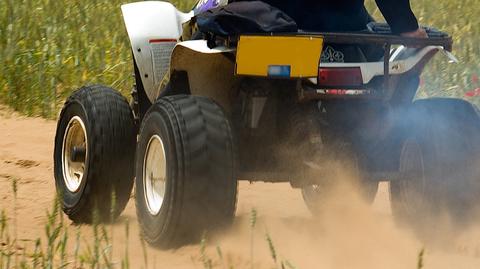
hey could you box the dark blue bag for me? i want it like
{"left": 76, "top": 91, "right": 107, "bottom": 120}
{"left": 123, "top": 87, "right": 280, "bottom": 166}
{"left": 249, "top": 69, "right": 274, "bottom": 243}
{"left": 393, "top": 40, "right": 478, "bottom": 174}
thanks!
{"left": 195, "top": 1, "right": 298, "bottom": 37}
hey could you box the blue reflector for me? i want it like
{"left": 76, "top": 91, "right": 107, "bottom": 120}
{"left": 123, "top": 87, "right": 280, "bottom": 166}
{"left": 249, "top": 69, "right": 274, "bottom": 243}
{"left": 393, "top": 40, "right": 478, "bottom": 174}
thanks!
{"left": 267, "top": 65, "right": 291, "bottom": 77}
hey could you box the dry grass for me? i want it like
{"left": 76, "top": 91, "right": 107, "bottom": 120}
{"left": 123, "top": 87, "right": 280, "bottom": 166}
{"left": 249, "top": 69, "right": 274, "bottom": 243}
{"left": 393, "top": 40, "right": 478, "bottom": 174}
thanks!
{"left": 0, "top": 180, "right": 297, "bottom": 269}
{"left": 1, "top": 1, "right": 479, "bottom": 117}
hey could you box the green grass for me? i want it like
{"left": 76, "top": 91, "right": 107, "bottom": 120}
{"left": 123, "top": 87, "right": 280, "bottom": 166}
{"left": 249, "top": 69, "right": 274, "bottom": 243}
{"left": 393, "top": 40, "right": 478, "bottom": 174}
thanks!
{"left": 366, "top": 0, "right": 480, "bottom": 100}
{"left": 0, "top": 0, "right": 196, "bottom": 118}
{"left": 0, "top": 0, "right": 479, "bottom": 117}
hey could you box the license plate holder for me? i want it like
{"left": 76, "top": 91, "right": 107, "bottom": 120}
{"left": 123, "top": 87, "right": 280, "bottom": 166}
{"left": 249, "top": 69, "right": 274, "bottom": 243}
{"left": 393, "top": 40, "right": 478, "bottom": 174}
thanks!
{"left": 235, "top": 35, "right": 323, "bottom": 78}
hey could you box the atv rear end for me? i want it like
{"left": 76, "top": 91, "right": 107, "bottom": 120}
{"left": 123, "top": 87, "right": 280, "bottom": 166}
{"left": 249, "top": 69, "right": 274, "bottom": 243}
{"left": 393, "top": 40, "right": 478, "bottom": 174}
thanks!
{"left": 190, "top": 26, "right": 454, "bottom": 183}
{"left": 53, "top": 1, "right": 480, "bottom": 249}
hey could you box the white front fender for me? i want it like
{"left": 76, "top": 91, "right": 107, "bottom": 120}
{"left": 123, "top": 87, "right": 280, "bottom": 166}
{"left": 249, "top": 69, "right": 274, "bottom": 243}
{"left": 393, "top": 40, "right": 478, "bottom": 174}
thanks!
{"left": 121, "top": 1, "right": 193, "bottom": 101}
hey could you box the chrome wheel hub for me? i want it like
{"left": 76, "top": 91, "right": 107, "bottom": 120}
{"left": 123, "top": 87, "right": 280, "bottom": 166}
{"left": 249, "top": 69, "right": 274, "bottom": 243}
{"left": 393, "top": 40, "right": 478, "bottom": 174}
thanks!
{"left": 62, "top": 116, "right": 88, "bottom": 193}
{"left": 143, "top": 135, "right": 167, "bottom": 216}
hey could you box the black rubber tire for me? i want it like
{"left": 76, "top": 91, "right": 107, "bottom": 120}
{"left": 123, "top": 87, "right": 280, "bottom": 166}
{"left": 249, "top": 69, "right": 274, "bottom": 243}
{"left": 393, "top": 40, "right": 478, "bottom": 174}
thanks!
{"left": 135, "top": 95, "right": 237, "bottom": 249}
{"left": 54, "top": 85, "right": 136, "bottom": 223}
{"left": 390, "top": 98, "right": 480, "bottom": 230}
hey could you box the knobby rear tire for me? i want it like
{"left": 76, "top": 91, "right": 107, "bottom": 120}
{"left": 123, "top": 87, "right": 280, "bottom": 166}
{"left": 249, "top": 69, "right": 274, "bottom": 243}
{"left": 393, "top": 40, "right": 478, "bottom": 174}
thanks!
{"left": 390, "top": 98, "right": 480, "bottom": 232}
{"left": 135, "top": 95, "right": 238, "bottom": 249}
{"left": 54, "top": 85, "right": 136, "bottom": 223}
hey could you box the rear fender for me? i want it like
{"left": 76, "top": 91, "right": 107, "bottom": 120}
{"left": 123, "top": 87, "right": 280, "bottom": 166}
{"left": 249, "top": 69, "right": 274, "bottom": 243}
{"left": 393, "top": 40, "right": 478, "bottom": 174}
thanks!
{"left": 168, "top": 40, "right": 237, "bottom": 111}
{"left": 121, "top": 1, "right": 193, "bottom": 101}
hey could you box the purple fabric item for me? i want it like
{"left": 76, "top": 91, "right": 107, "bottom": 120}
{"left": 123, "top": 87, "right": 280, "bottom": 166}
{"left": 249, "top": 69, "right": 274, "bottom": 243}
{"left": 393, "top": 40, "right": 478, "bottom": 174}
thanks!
{"left": 195, "top": 0, "right": 222, "bottom": 14}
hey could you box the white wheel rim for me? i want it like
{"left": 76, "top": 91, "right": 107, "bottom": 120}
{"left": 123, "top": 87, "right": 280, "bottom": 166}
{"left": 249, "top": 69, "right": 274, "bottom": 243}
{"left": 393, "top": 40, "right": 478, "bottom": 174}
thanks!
{"left": 62, "top": 116, "right": 88, "bottom": 193}
{"left": 143, "top": 135, "right": 167, "bottom": 216}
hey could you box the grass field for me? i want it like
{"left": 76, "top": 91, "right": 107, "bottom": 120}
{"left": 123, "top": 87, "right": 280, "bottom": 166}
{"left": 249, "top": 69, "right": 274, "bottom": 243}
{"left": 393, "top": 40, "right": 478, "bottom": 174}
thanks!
{"left": 0, "top": 0, "right": 195, "bottom": 118}
{"left": 368, "top": 0, "right": 480, "bottom": 100}
{"left": 0, "top": 0, "right": 479, "bottom": 117}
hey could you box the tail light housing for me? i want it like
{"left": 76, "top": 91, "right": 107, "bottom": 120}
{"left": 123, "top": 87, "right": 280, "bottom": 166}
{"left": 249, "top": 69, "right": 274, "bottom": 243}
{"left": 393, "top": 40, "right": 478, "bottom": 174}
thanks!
{"left": 318, "top": 67, "right": 363, "bottom": 87}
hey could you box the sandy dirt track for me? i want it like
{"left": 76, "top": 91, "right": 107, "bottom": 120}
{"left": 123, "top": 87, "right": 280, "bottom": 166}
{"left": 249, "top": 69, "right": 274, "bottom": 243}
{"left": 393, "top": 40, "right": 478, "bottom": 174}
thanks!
{"left": 1, "top": 106, "right": 480, "bottom": 268}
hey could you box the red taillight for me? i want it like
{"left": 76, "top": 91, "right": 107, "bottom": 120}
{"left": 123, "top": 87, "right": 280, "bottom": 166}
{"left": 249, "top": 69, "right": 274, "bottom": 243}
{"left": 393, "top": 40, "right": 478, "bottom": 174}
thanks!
{"left": 318, "top": 67, "right": 363, "bottom": 87}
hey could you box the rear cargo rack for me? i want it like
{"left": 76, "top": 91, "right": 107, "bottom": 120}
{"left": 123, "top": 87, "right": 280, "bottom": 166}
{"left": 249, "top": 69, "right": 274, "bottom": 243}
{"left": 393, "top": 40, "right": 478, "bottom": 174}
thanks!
{"left": 226, "top": 22, "right": 452, "bottom": 50}
{"left": 310, "top": 32, "right": 452, "bottom": 95}
{"left": 223, "top": 30, "right": 453, "bottom": 95}
{"left": 295, "top": 31, "right": 452, "bottom": 51}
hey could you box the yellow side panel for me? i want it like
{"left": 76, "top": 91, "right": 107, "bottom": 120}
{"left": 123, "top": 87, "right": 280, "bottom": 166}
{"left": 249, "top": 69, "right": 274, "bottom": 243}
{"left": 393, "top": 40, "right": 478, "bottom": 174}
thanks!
{"left": 235, "top": 35, "right": 323, "bottom": 78}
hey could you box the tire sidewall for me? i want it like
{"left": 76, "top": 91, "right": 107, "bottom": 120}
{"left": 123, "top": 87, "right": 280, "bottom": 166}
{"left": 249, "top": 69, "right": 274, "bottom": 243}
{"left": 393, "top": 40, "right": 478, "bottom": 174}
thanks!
{"left": 391, "top": 98, "right": 480, "bottom": 223}
{"left": 135, "top": 106, "right": 177, "bottom": 243}
{"left": 54, "top": 101, "right": 91, "bottom": 211}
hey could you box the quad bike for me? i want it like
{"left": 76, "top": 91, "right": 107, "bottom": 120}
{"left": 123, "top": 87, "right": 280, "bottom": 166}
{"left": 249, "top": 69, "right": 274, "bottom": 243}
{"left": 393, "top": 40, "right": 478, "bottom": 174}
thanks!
{"left": 54, "top": 1, "right": 480, "bottom": 248}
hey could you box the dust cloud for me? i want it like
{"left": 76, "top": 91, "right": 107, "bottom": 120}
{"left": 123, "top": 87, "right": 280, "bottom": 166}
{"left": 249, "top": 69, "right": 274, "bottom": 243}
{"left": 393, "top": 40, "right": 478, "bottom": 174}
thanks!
{"left": 1, "top": 109, "right": 480, "bottom": 268}
{"left": 202, "top": 175, "right": 480, "bottom": 269}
